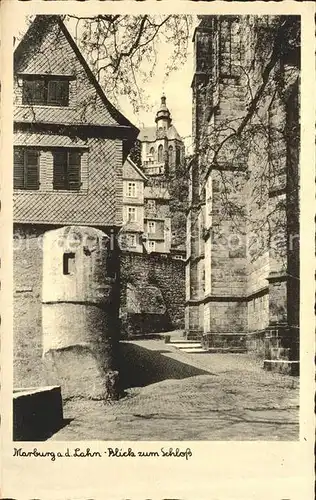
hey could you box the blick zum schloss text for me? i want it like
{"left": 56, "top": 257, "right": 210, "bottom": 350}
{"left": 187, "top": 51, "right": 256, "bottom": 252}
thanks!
{"left": 13, "top": 447, "right": 193, "bottom": 461}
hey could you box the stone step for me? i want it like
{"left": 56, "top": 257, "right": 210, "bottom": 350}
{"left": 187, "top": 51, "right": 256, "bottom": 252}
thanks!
{"left": 207, "top": 347, "right": 248, "bottom": 354}
{"left": 180, "top": 347, "right": 208, "bottom": 354}
{"left": 169, "top": 342, "right": 202, "bottom": 349}
{"left": 169, "top": 340, "right": 201, "bottom": 344}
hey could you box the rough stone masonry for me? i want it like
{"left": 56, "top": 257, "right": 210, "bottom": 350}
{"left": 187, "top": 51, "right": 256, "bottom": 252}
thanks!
{"left": 185, "top": 15, "right": 300, "bottom": 375}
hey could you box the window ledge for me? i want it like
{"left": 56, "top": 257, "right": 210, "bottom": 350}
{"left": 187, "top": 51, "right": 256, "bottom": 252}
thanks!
{"left": 14, "top": 189, "right": 88, "bottom": 195}
{"left": 18, "top": 104, "right": 72, "bottom": 109}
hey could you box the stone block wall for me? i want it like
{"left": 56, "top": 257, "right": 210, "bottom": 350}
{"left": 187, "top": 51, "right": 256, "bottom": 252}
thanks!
{"left": 14, "top": 225, "right": 47, "bottom": 388}
{"left": 120, "top": 251, "right": 185, "bottom": 336}
{"left": 186, "top": 16, "right": 299, "bottom": 370}
{"left": 247, "top": 293, "right": 269, "bottom": 332}
{"left": 204, "top": 300, "right": 247, "bottom": 333}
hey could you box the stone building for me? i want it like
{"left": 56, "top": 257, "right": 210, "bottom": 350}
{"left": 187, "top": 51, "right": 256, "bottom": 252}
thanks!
{"left": 13, "top": 15, "right": 138, "bottom": 391}
{"left": 139, "top": 94, "right": 185, "bottom": 177}
{"left": 186, "top": 15, "right": 300, "bottom": 374}
{"left": 136, "top": 95, "right": 187, "bottom": 254}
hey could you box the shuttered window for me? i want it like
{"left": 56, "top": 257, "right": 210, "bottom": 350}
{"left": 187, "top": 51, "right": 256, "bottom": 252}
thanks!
{"left": 14, "top": 148, "right": 39, "bottom": 190}
{"left": 22, "top": 76, "right": 70, "bottom": 106}
{"left": 53, "top": 150, "right": 81, "bottom": 191}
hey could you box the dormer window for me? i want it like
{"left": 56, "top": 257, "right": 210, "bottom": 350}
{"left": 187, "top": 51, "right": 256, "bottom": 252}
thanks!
{"left": 22, "top": 75, "right": 70, "bottom": 106}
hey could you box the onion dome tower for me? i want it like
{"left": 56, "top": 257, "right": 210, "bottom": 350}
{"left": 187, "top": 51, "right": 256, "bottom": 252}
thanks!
{"left": 155, "top": 94, "right": 172, "bottom": 132}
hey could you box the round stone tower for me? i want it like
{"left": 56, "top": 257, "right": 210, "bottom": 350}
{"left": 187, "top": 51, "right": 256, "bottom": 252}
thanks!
{"left": 42, "top": 226, "right": 119, "bottom": 400}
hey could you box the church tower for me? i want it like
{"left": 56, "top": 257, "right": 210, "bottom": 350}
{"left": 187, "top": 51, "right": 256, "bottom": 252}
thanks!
{"left": 137, "top": 94, "right": 186, "bottom": 255}
{"left": 155, "top": 94, "right": 172, "bottom": 133}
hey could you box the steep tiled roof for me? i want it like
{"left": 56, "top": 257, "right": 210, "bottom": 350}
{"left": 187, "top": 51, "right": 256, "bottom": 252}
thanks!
{"left": 123, "top": 157, "right": 148, "bottom": 181}
{"left": 138, "top": 125, "right": 182, "bottom": 143}
{"left": 13, "top": 15, "right": 139, "bottom": 228}
{"left": 138, "top": 127, "right": 156, "bottom": 142}
{"left": 14, "top": 15, "right": 138, "bottom": 134}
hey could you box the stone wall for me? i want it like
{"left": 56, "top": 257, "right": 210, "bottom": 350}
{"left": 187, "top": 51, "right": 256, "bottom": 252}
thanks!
{"left": 120, "top": 251, "right": 185, "bottom": 337}
{"left": 14, "top": 225, "right": 47, "bottom": 388}
{"left": 186, "top": 16, "right": 300, "bottom": 370}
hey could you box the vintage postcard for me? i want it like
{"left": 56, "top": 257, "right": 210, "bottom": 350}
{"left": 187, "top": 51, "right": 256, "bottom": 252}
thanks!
{"left": 0, "top": 0, "right": 315, "bottom": 499}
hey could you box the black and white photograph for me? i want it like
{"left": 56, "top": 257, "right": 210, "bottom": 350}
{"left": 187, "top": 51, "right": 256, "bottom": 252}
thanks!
{"left": 10, "top": 10, "right": 302, "bottom": 443}
{"left": 1, "top": 1, "right": 315, "bottom": 499}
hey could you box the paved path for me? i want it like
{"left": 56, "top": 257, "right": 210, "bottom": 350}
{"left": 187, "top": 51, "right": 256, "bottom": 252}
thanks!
{"left": 50, "top": 337, "right": 299, "bottom": 441}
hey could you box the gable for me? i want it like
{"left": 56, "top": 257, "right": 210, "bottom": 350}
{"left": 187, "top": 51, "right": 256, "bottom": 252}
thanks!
{"left": 123, "top": 158, "right": 147, "bottom": 181}
{"left": 14, "top": 16, "right": 138, "bottom": 133}
{"left": 15, "top": 17, "right": 77, "bottom": 76}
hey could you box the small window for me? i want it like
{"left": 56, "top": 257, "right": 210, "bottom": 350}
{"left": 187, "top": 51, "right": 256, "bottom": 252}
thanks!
{"left": 53, "top": 150, "right": 81, "bottom": 191}
{"left": 22, "top": 76, "right": 69, "bottom": 107}
{"left": 127, "top": 206, "right": 137, "bottom": 222}
{"left": 127, "top": 182, "right": 137, "bottom": 197}
{"left": 128, "top": 234, "right": 137, "bottom": 247}
{"left": 14, "top": 147, "right": 39, "bottom": 190}
{"left": 147, "top": 199, "right": 156, "bottom": 211}
{"left": 148, "top": 221, "right": 156, "bottom": 234}
{"left": 63, "top": 252, "right": 75, "bottom": 275}
{"left": 148, "top": 240, "right": 156, "bottom": 253}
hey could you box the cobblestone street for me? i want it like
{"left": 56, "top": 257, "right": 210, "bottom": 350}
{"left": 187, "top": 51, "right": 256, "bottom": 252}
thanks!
{"left": 50, "top": 335, "right": 299, "bottom": 441}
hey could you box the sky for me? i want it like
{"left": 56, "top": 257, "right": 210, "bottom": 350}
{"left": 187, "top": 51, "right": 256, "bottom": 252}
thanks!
{"left": 13, "top": 14, "right": 196, "bottom": 152}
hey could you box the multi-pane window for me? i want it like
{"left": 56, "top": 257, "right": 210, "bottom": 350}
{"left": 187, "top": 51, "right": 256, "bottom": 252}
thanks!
{"left": 148, "top": 221, "right": 156, "bottom": 234}
{"left": 22, "top": 76, "right": 70, "bottom": 106}
{"left": 127, "top": 206, "right": 137, "bottom": 222}
{"left": 148, "top": 240, "right": 156, "bottom": 252}
{"left": 14, "top": 148, "right": 39, "bottom": 190}
{"left": 127, "top": 182, "right": 137, "bottom": 197}
{"left": 147, "top": 199, "right": 156, "bottom": 211}
{"left": 128, "top": 234, "right": 137, "bottom": 247}
{"left": 53, "top": 150, "right": 81, "bottom": 191}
